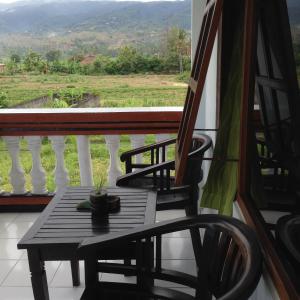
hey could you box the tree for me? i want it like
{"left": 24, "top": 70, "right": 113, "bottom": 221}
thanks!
{"left": 93, "top": 55, "right": 110, "bottom": 74}
{"left": 116, "top": 46, "right": 141, "bottom": 74}
{"left": 46, "top": 50, "right": 61, "bottom": 62}
{"left": 10, "top": 54, "right": 21, "bottom": 64}
{"left": 161, "top": 27, "right": 190, "bottom": 73}
{"left": 24, "top": 51, "right": 43, "bottom": 72}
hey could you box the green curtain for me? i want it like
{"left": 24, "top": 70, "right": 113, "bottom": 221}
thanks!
{"left": 200, "top": 31, "right": 243, "bottom": 216}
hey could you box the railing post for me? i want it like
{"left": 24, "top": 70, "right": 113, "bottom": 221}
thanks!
{"left": 3, "top": 136, "right": 26, "bottom": 194}
{"left": 49, "top": 136, "right": 70, "bottom": 192}
{"left": 26, "top": 136, "right": 47, "bottom": 194}
{"left": 156, "top": 134, "right": 171, "bottom": 162}
{"left": 130, "top": 135, "right": 145, "bottom": 164}
{"left": 105, "top": 135, "right": 122, "bottom": 186}
{"left": 76, "top": 135, "right": 94, "bottom": 186}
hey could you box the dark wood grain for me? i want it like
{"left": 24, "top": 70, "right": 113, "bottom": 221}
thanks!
{"left": 17, "top": 186, "right": 157, "bottom": 300}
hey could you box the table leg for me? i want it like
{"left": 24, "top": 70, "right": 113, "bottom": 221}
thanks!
{"left": 27, "top": 249, "right": 50, "bottom": 300}
{"left": 70, "top": 259, "right": 80, "bottom": 286}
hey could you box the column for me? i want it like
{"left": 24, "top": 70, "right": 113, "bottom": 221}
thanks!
{"left": 26, "top": 136, "right": 47, "bottom": 194}
{"left": 3, "top": 136, "right": 26, "bottom": 194}
{"left": 105, "top": 135, "right": 122, "bottom": 186}
{"left": 49, "top": 136, "right": 69, "bottom": 192}
{"left": 76, "top": 135, "right": 93, "bottom": 186}
{"left": 130, "top": 134, "right": 145, "bottom": 165}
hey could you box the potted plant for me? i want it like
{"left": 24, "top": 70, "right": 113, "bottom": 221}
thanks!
{"left": 90, "top": 178, "right": 120, "bottom": 216}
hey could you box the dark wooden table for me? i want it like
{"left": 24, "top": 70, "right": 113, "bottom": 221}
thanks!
{"left": 18, "top": 186, "right": 157, "bottom": 300}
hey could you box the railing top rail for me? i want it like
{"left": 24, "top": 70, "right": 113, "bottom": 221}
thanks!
{"left": 0, "top": 107, "right": 183, "bottom": 114}
{"left": 0, "top": 107, "right": 183, "bottom": 136}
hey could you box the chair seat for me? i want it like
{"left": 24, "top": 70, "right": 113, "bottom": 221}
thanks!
{"left": 157, "top": 191, "right": 191, "bottom": 210}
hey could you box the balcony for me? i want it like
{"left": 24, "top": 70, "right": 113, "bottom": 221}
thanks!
{"left": 0, "top": 106, "right": 194, "bottom": 300}
{"left": 0, "top": 107, "right": 182, "bottom": 208}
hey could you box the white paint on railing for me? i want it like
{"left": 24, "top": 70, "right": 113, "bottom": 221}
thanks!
{"left": 3, "top": 136, "right": 26, "bottom": 194}
{"left": 26, "top": 136, "right": 47, "bottom": 194}
{"left": 76, "top": 135, "right": 93, "bottom": 186}
{"left": 130, "top": 135, "right": 145, "bottom": 165}
{"left": 105, "top": 135, "right": 122, "bottom": 186}
{"left": 2, "top": 133, "right": 173, "bottom": 193}
{"left": 49, "top": 136, "right": 70, "bottom": 192}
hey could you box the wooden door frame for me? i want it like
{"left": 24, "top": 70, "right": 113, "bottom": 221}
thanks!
{"left": 236, "top": 0, "right": 299, "bottom": 299}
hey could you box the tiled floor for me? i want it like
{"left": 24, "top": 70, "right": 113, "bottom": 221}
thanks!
{"left": 0, "top": 210, "right": 195, "bottom": 300}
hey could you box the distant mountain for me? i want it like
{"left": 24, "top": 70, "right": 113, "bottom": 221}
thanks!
{"left": 0, "top": 0, "right": 191, "bottom": 57}
{"left": 0, "top": 0, "right": 190, "bottom": 34}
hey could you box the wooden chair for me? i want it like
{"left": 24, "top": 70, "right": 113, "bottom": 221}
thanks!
{"left": 77, "top": 214, "right": 262, "bottom": 300}
{"left": 117, "top": 134, "right": 212, "bottom": 215}
{"left": 276, "top": 214, "right": 300, "bottom": 291}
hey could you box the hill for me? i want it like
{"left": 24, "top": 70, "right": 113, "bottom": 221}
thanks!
{"left": 0, "top": 0, "right": 191, "bottom": 57}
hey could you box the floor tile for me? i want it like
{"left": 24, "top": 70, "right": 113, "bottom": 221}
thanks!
{"left": 0, "top": 222, "right": 34, "bottom": 239}
{"left": 101, "top": 273, "right": 137, "bottom": 284}
{"left": 163, "top": 229, "right": 190, "bottom": 238}
{"left": 49, "top": 287, "right": 84, "bottom": 300}
{"left": 156, "top": 210, "right": 186, "bottom": 222}
{"left": 50, "top": 261, "right": 85, "bottom": 287}
{"left": 0, "top": 214, "right": 19, "bottom": 229}
{"left": 2, "top": 260, "right": 60, "bottom": 287}
{"left": 0, "top": 213, "right": 18, "bottom": 222}
{"left": 155, "top": 259, "right": 197, "bottom": 287}
{"left": 162, "top": 237, "right": 194, "bottom": 259}
{"left": 260, "top": 210, "right": 289, "bottom": 225}
{"left": 0, "top": 287, "right": 34, "bottom": 300}
{"left": 172, "top": 287, "right": 195, "bottom": 296}
{"left": 14, "top": 213, "right": 40, "bottom": 222}
{"left": 101, "top": 260, "right": 136, "bottom": 283}
{"left": 0, "top": 260, "right": 18, "bottom": 285}
{"left": 0, "top": 239, "right": 24, "bottom": 259}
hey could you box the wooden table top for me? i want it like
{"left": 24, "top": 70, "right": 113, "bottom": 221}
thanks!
{"left": 18, "top": 186, "right": 157, "bottom": 249}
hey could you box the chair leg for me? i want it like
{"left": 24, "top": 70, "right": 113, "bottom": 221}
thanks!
{"left": 124, "top": 259, "right": 131, "bottom": 276}
{"left": 84, "top": 258, "right": 98, "bottom": 288}
{"left": 70, "top": 259, "right": 80, "bottom": 286}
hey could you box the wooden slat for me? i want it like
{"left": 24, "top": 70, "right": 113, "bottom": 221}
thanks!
{"left": 256, "top": 76, "right": 287, "bottom": 91}
{"left": 18, "top": 187, "right": 157, "bottom": 247}
{"left": 175, "top": 0, "right": 223, "bottom": 185}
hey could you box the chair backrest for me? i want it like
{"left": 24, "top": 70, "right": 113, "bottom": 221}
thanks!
{"left": 276, "top": 214, "right": 300, "bottom": 291}
{"left": 78, "top": 215, "right": 262, "bottom": 300}
{"left": 276, "top": 215, "right": 300, "bottom": 269}
{"left": 183, "top": 133, "right": 212, "bottom": 186}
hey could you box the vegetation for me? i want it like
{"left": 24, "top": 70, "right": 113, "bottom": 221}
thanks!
{"left": 0, "top": 74, "right": 187, "bottom": 108}
{"left": 4, "top": 35, "right": 191, "bottom": 77}
{"left": 0, "top": 74, "right": 183, "bottom": 192}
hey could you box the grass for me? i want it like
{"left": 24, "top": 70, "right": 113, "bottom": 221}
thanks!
{"left": 0, "top": 74, "right": 187, "bottom": 107}
{"left": 0, "top": 74, "right": 182, "bottom": 192}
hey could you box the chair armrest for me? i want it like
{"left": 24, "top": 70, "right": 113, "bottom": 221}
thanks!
{"left": 76, "top": 214, "right": 259, "bottom": 258}
{"left": 76, "top": 216, "right": 192, "bottom": 258}
{"left": 120, "top": 138, "right": 176, "bottom": 163}
{"left": 116, "top": 160, "right": 175, "bottom": 187}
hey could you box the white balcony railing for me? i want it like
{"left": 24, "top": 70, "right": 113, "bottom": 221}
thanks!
{"left": 0, "top": 107, "right": 182, "bottom": 202}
